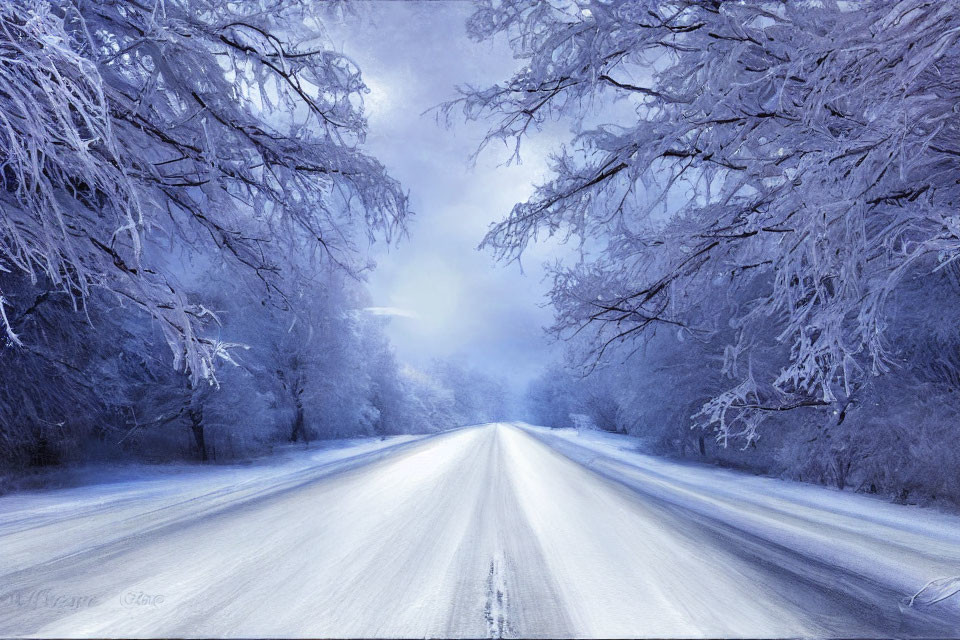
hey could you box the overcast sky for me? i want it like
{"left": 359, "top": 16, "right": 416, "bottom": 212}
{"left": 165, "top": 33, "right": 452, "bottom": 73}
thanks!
{"left": 330, "top": 2, "right": 571, "bottom": 387}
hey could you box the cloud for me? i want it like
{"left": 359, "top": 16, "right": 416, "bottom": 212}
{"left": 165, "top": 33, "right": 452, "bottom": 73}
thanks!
{"left": 364, "top": 306, "right": 419, "bottom": 319}
{"left": 333, "top": 3, "right": 568, "bottom": 387}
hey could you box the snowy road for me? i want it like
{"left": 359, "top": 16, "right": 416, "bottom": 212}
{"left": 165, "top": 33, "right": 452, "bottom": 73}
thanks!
{"left": 0, "top": 423, "right": 957, "bottom": 638}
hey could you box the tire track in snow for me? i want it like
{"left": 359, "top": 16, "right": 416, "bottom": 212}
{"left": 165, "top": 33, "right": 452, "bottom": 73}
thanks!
{"left": 442, "top": 423, "right": 571, "bottom": 638}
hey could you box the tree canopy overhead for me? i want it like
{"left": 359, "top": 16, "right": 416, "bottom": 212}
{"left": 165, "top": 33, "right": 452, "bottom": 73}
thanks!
{"left": 452, "top": 0, "right": 960, "bottom": 442}
{"left": 0, "top": 0, "right": 408, "bottom": 380}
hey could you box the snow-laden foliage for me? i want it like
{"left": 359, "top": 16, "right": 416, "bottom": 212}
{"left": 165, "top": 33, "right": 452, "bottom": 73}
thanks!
{"left": 0, "top": 0, "right": 407, "bottom": 381}
{"left": 525, "top": 261, "right": 960, "bottom": 504}
{"left": 453, "top": 0, "right": 960, "bottom": 443}
{"left": 427, "top": 359, "right": 512, "bottom": 425}
{"left": 0, "top": 262, "right": 469, "bottom": 467}
{"left": 0, "top": 1, "right": 519, "bottom": 470}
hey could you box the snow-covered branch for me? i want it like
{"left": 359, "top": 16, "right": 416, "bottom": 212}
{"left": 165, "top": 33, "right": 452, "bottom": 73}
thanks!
{"left": 457, "top": 0, "right": 960, "bottom": 442}
{"left": 0, "top": 0, "right": 409, "bottom": 382}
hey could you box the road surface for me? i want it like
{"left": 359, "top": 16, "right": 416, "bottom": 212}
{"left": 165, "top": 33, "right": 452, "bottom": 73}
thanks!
{"left": 0, "top": 423, "right": 955, "bottom": 638}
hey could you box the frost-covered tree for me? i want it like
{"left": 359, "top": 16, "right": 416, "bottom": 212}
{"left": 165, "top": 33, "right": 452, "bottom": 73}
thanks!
{"left": 268, "top": 277, "right": 379, "bottom": 442}
{"left": 0, "top": 0, "right": 436, "bottom": 469}
{"left": 0, "top": 0, "right": 407, "bottom": 381}
{"left": 0, "top": 274, "right": 113, "bottom": 466}
{"left": 451, "top": 0, "right": 960, "bottom": 443}
{"left": 525, "top": 363, "right": 578, "bottom": 429}
{"left": 525, "top": 358, "right": 626, "bottom": 433}
{"left": 361, "top": 321, "right": 421, "bottom": 436}
{"left": 397, "top": 365, "right": 460, "bottom": 432}
{"left": 428, "top": 359, "right": 510, "bottom": 425}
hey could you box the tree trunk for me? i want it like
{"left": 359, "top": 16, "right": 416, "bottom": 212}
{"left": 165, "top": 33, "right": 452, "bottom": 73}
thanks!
{"left": 290, "top": 401, "right": 306, "bottom": 443}
{"left": 189, "top": 408, "right": 207, "bottom": 462}
{"left": 29, "top": 429, "right": 59, "bottom": 467}
{"left": 698, "top": 435, "right": 706, "bottom": 457}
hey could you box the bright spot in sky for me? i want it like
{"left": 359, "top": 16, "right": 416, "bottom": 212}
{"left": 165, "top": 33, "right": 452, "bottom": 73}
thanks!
{"left": 364, "top": 307, "right": 420, "bottom": 319}
{"left": 332, "top": 2, "right": 573, "bottom": 386}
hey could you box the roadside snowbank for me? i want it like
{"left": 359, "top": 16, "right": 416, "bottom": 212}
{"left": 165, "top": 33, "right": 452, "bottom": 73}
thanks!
{"left": 0, "top": 433, "right": 427, "bottom": 576}
{"left": 518, "top": 423, "right": 960, "bottom": 622}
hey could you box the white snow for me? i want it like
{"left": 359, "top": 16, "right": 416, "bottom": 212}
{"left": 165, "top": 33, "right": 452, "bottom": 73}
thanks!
{"left": 0, "top": 433, "right": 427, "bottom": 577}
{"left": 0, "top": 423, "right": 957, "bottom": 638}
{"left": 518, "top": 423, "right": 960, "bottom": 623}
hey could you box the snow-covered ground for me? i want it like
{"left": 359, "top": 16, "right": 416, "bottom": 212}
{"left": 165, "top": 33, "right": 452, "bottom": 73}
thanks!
{"left": 518, "top": 423, "right": 960, "bottom": 631}
{"left": 0, "top": 423, "right": 957, "bottom": 638}
{"left": 0, "top": 433, "right": 427, "bottom": 577}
